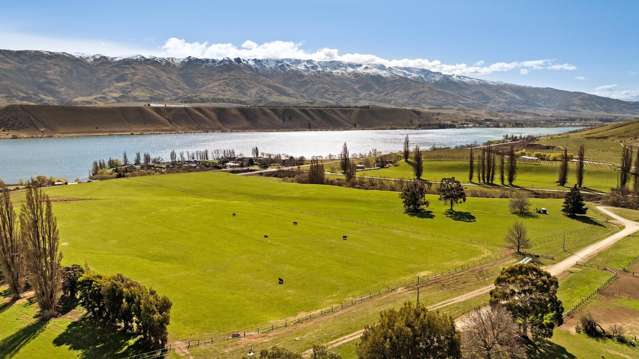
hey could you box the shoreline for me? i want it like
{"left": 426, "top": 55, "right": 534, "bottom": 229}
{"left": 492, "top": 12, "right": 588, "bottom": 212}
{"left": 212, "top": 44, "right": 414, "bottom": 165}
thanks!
{"left": 0, "top": 124, "right": 584, "bottom": 141}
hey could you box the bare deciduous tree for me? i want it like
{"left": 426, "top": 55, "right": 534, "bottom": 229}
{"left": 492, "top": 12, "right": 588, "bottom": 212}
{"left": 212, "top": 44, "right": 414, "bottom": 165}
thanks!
{"left": 21, "top": 186, "right": 62, "bottom": 318}
{"left": 505, "top": 221, "right": 530, "bottom": 255}
{"left": 461, "top": 305, "right": 526, "bottom": 359}
{"left": 0, "top": 189, "right": 25, "bottom": 300}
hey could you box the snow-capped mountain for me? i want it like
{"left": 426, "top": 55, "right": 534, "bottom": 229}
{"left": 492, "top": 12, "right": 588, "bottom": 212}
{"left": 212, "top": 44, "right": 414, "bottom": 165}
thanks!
{"left": 1, "top": 49, "right": 638, "bottom": 119}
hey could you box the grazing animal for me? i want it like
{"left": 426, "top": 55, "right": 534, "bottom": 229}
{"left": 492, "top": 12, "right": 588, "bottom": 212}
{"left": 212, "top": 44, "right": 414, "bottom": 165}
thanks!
{"left": 342, "top": 235, "right": 348, "bottom": 240}
{"left": 293, "top": 221, "right": 298, "bottom": 225}
{"left": 278, "top": 278, "right": 284, "bottom": 285}
{"left": 232, "top": 212, "right": 236, "bottom": 216}
{"left": 264, "top": 234, "right": 269, "bottom": 238}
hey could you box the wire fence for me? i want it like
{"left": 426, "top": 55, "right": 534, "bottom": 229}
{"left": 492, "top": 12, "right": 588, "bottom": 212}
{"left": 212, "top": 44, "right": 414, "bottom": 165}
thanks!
{"left": 563, "top": 273, "right": 619, "bottom": 319}
{"left": 125, "top": 253, "right": 510, "bottom": 358}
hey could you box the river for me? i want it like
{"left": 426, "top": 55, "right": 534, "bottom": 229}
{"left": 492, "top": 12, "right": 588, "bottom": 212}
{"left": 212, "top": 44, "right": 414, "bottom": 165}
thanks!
{"left": 0, "top": 127, "right": 576, "bottom": 183}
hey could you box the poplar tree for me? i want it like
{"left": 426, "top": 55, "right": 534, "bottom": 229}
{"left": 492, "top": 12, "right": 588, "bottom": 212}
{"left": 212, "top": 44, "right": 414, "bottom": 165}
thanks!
{"left": 619, "top": 145, "right": 633, "bottom": 190}
{"left": 557, "top": 147, "right": 568, "bottom": 186}
{"left": 468, "top": 148, "right": 474, "bottom": 182}
{"left": 490, "top": 147, "right": 496, "bottom": 184}
{"left": 21, "top": 185, "right": 62, "bottom": 318}
{"left": 499, "top": 154, "right": 505, "bottom": 185}
{"left": 413, "top": 145, "right": 423, "bottom": 180}
{"left": 0, "top": 189, "right": 25, "bottom": 299}
{"left": 634, "top": 147, "right": 639, "bottom": 193}
{"left": 508, "top": 145, "right": 517, "bottom": 186}
{"left": 576, "top": 145, "right": 585, "bottom": 188}
{"left": 403, "top": 135, "right": 410, "bottom": 162}
{"left": 123, "top": 152, "right": 129, "bottom": 166}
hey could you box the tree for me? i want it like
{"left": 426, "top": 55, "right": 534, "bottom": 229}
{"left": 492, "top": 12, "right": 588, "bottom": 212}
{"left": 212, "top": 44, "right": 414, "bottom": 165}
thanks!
{"left": 619, "top": 145, "right": 633, "bottom": 190}
{"left": 21, "top": 185, "right": 62, "bottom": 318}
{"left": 509, "top": 192, "right": 530, "bottom": 216}
{"left": 256, "top": 347, "right": 302, "bottom": 359}
{"left": 461, "top": 305, "right": 526, "bottom": 359}
{"left": 468, "top": 148, "right": 475, "bottom": 183}
{"left": 477, "top": 148, "right": 483, "bottom": 183}
{"left": 123, "top": 152, "right": 129, "bottom": 166}
{"left": 340, "top": 143, "right": 355, "bottom": 182}
{"left": 403, "top": 135, "right": 410, "bottom": 161}
{"left": 505, "top": 221, "right": 530, "bottom": 255}
{"left": 438, "top": 177, "right": 466, "bottom": 211}
{"left": 489, "top": 264, "right": 564, "bottom": 340}
{"left": 308, "top": 158, "right": 326, "bottom": 184}
{"left": 252, "top": 146, "right": 260, "bottom": 159}
{"left": 507, "top": 145, "right": 517, "bottom": 186}
{"left": 413, "top": 145, "right": 423, "bottom": 179}
{"left": 576, "top": 144, "right": 585, "bottom": 187}
{"left": 634, "top": 147, "right": 639, "bottom": 193}
{"left": 357, "top": 301, "right": 461, "bottom": 359}
{"left": 310, "top": 345, "right": 341, "bottom": 359}
{"left": 499, "top": 154, "right": 505, "bottom": 185}
{"left": 400, "top": 179, "right": 431, "bottom": 213}
{"left": 557, "top": 147, "right": 568, "bottom": 186}
{"left": 0, "top": 189, "right": 25, "bottom": 299}
{"left": 562, "top": 185, "right": 587, "bottom": 217}
{"left": 134, "top": 152, "right": 141, "bottom": 165}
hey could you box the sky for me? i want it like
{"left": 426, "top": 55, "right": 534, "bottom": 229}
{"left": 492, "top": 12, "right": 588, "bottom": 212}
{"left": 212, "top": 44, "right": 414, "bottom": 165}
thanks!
{"left": 1, "top": 0, "right": 637, "bottom": 101}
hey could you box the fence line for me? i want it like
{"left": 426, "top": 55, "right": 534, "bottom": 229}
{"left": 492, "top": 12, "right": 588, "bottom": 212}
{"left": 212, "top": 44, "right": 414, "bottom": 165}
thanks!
{"left": 564, "top": 273, "right": 618, "bottom": 319}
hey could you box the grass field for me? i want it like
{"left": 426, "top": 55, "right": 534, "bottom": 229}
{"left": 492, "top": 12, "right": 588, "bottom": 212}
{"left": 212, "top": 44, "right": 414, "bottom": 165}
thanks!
{"left": 537, "top": 120, "right": 639, "bottom": 163}
{"left": 0, "top": 172, "right": 618, "bottom": 357}
{"left": 360, "top": 159, "right": 617, "bottom": 192}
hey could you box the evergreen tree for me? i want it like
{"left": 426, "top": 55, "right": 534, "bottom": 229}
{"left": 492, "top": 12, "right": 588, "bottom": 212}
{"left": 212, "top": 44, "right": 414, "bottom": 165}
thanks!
{"left": 557, "top": 147, "right": 568, "bottom": 186}
{"left": 134, "top": 152, "right": 141, "bottom": 165}
{"left": 123, "top": 152, "right": 129, "bottom": 166}
{"left": 403, "top": 135, "right": 410, "bottom": 162}
{"left": 507, "top": 145, "right": 517, "bottom": 186}
{"left": 413, "top": 145, "right": 423, "bottom": 180}
{"left": 562, "top": 185, "right": 588, "bottom": 217}
{"left": 468, "top": 148, "right": 474, "bottom": 183}
{"left": 21, "top": 185, "right": 62, "bottom": 318}
{"left": 576, "top": 145, "right": 585, "bottom": 188}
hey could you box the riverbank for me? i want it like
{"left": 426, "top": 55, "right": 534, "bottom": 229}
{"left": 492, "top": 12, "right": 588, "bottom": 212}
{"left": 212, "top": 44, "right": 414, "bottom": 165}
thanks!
{"left": 0, "top": 104, "right": 600, "bottom": 140}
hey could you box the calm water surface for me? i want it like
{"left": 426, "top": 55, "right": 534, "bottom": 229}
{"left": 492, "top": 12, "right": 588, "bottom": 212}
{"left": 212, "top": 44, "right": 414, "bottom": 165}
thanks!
{"left": 0, "top": 127, "right": 576, "bottom": 183}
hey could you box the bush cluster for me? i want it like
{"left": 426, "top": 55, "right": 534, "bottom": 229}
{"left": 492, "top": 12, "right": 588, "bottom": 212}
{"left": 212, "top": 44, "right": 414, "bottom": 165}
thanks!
{"left": 78, "top": 271, "right": 172, "bottom": 349}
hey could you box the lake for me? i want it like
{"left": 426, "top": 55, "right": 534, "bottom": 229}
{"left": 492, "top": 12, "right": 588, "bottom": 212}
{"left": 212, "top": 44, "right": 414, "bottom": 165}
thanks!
{"left": 0, "top": 127, "right": 576, "bottom": 183}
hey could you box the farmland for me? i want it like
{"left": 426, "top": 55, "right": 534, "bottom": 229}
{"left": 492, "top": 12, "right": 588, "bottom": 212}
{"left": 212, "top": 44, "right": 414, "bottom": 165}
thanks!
{"left": 0, "top": 171, "right": 617, "bottom": 357}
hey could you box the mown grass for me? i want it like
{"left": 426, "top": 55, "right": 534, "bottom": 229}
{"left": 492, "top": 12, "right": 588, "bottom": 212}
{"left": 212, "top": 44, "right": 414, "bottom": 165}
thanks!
{"left": 0, "top": 172, "right": 617, "bottom": 357}
{"left": 361, "top": 159, "right": 617, "bottom": 192}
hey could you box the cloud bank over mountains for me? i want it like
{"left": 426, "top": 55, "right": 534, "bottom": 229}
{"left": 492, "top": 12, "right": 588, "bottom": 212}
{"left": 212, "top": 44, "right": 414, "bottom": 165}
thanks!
{"left": 161, "top": 37, "right": 576, "bottom": 77}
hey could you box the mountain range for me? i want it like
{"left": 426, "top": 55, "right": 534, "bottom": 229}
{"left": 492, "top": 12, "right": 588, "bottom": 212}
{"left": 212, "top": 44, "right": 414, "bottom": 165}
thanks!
{"left": 1, "top": 49, "right": 638, "bottom": 121}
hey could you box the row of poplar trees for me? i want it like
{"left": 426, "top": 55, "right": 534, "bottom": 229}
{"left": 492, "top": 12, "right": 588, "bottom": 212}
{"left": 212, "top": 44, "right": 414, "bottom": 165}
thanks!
{"left": 557, "top": 145, "right": 586, "bottom": 187}
{"left": 618, "top": 144, "right": 639, "bottom": 192}
{"left": 0, "top": 185, "right": 62, "bottom": 318}
{"left": 468, "top": 145, "right": 517, "bottom": 185}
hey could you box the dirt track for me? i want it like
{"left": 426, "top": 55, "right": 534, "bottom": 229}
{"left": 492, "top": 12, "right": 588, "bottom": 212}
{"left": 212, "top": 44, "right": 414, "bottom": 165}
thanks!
{"left": 307, "top": 206, "right": 639, "bottom": 354}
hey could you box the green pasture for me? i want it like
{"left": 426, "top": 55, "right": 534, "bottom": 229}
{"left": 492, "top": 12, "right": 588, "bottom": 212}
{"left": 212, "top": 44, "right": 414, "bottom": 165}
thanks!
{"left": 361, "top": 159, "right": 617, "bottom": 192}
{"left": 0, "top": 172, "right": 616, "bottom": 357}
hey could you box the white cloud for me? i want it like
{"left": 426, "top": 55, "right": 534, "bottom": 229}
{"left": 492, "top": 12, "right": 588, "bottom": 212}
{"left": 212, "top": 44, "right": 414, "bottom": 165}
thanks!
{"left": 591, "top": 84, "right": 639, "bottom": 102}
{"left": 575, "top": 76, "right": 586, "bottom": 81}
{"left": 0, "top": 31, "right": 160, "bottom": 57}
{"left": 160, "top": 38, "right": 577, "bottom": 77}
{"left": 0, "top": 31, "right": 578, "bottom": 77}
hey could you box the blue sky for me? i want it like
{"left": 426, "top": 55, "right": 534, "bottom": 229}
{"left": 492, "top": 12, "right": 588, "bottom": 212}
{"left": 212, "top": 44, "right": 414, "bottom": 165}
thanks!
{"left": 1, "top": 0, "right": 637, "bottom": 100}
